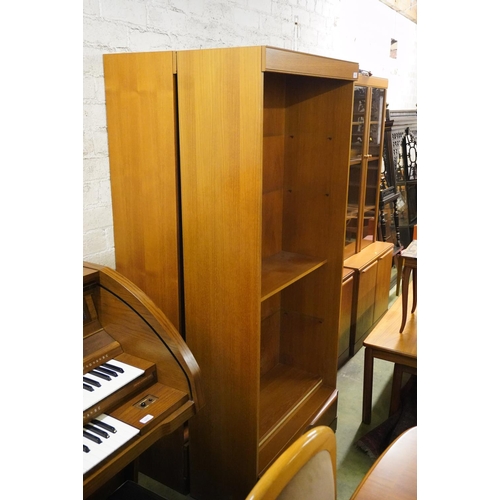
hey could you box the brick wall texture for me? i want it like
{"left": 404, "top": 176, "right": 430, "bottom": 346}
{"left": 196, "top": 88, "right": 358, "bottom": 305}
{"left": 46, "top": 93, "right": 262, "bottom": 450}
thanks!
{"left": 83, "top": 0, "right": 417, "bottom": 267}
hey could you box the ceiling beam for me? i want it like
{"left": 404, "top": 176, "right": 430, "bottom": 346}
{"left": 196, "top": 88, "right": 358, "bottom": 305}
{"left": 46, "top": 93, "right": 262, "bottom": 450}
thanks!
{"left": 379, "top": 0, "right": 417, "bottom": 23}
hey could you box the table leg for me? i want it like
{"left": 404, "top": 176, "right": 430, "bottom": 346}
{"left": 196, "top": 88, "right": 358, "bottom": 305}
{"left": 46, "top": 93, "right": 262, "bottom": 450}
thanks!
{"left": 390, "top": 364, "right": 404, "bottom": 416}
{"left": 395, "top": 255, "right": 404, "bottom": 296}
{"left": 411, "top": 268, "right": 417, "bottom": 313}
{"left": 362, "top": 346, "right": 374, "bottom": 424}
{"left": 399, "top": 265, "right": 411, "bottom": 333}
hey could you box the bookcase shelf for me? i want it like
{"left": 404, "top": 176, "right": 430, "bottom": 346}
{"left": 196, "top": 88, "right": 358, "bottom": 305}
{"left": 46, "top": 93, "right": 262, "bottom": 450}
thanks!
{"left": 259, "top": 363, "right": 323, "bottom": 442}
{"left": 261, "top": 251, "right": 327, "bottom": 301}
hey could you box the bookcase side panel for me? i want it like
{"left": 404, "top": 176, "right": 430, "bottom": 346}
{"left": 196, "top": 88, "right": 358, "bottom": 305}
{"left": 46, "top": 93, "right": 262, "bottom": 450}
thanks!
{"left": 103, "top": 51, "right": 181, "bottom": 329}
{"left": 176, "top": 47, "right": 264, "bottom": 500}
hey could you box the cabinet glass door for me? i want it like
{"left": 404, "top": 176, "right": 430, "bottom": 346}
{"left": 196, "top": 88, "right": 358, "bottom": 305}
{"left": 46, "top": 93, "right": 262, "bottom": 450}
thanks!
{"left": 368, "top": 88, "right": 385, "bottom": 156}
{"left": 345, "top": 86, "right": 367, "bottom": 258}
{"left": 360, "top": 88, "right": 385, "bottom": 250}
{"left": 350, "top": 86, "right": 366, "bottom": 160}
{"left": 360, "top": 158, "right": 379, "bottom": 249}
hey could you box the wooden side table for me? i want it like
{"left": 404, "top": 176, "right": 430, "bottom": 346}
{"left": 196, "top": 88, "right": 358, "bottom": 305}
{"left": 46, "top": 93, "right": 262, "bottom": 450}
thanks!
{"left": 350, "top": 426, "right": 417, "bottom": 500}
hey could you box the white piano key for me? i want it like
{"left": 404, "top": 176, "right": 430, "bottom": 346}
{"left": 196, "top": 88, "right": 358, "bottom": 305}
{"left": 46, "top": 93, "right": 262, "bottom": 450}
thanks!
{"left": 83, "top": 359, "right": 145, "bottom": 411}
{"left": 83, "top": 414, "right": 139, "bottom": 475}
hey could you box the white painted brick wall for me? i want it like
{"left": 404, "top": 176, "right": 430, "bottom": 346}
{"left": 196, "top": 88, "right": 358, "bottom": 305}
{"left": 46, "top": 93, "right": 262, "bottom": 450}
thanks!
{"left": 83, "top": 0, "right": 417, "bottom": 267}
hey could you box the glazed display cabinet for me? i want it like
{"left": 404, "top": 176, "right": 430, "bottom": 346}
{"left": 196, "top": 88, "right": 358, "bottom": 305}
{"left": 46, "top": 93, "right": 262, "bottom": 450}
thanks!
{"left": 345, "top": 75, "right": 388, "bottom": 260}
{"left": 341, "top": 75, "right": 393, "bottom": 360}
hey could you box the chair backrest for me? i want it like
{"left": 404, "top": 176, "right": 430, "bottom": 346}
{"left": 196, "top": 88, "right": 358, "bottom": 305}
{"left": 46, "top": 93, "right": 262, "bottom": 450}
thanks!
{"left": 245, "top": 426, "right": 337, "bottom": 500}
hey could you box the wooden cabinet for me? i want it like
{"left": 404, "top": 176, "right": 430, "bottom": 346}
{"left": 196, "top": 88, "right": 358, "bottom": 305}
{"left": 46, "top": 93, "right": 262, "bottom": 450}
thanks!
{"left": 104, "top": 46, "right": 359, "bottom": 500}
{"left": 345, "top": 76, "right": 388, "bottom": 260}
{"left": 340, "top": 76, "right": 393, "bottom": 360}
{"left": 344, "top": 241, "right": 393, "bottom": 355}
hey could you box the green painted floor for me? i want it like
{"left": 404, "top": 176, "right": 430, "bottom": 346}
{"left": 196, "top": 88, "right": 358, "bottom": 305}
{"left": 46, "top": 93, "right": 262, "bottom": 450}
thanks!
{"left": 334, "top": 336, "right": 395, "bottom": 500}
{"left": 139, "top": 284, "right": 401, "bottom": 500}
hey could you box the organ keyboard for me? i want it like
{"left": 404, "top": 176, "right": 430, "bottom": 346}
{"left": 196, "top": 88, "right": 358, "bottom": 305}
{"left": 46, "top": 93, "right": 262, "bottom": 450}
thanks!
{"left": 83, "top": 415, "right": 140, "bottom": 475}
{"left": 83, "top": 262, "right": 204, "bottom": 499}
{"left": 83, "top": 360, "right": 144, "bottom": 411}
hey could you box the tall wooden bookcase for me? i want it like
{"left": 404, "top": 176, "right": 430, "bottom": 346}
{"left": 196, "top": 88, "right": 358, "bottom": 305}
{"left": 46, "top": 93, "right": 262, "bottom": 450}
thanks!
{"left": 104, "top": 46, "right": 358, "bottom": 500}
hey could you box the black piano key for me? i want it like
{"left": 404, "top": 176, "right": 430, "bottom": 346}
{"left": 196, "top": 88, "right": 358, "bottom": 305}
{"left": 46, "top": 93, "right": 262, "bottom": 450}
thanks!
{"left": 83, "top": 444, "right": 90, "bottom": 453}
{"left": 83, "top": 376, "right": 101, "bottom": 387}
{"left": 83, "top": 430, "right": 102, "bottom": 444}
{"left": 89, "top": 370, "right": 111, "bottom": 381}
{"left": 91, "top": 419, "right": 117, "bottom": 434}
{"left": 84, "top": 424, "right": 109, "bottom": 439}
{"left": 94, "top": 366, "right": 118, "bottom": 377}
{"left": 83, "top": 383, "right": 94, "bottom": 392}
{"left": 102, "top": 362, "right": 124, "bottom": 373}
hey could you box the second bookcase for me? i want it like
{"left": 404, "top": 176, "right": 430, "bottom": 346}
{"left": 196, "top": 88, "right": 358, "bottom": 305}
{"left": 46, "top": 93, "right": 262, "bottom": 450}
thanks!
{"left": 176, "top": 47, "right": 358, "bottom": 499}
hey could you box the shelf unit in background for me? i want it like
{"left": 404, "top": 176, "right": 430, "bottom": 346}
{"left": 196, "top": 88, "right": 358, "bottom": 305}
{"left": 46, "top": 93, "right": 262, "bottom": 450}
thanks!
{"left": 340, "top": 75, "right": 394, "bottom": 363}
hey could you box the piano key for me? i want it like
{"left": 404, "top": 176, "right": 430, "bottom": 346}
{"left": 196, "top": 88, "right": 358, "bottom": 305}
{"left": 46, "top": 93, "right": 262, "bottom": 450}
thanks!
{"left": 83, "top": 359, "right": 145, "bottom": 411}
{"left": 83, "top": 414, "right": 139, "bottom": 475}
{"left": 91, "top": 419, "right": 117, "bottom": 433}
{"left": 93, "top": 366, "right": 118, "bottom": 377}
{"left": 84, "top": 430, "right": 102, "bottom": 444}
{"left": 83, "top": 376, "right": 101, "bottom": 387}
{"left": 84, "top": 424, "right": 109, "bottom": 439}
{"left": 83, "top": 383, "right": 94, "bottom": 392}
{"left": 84, "top": 444, "right": 90, "bottom": 453}
{"left": 102, "top": 362, "right": 124, "bottom": 373}
{"left": 89, "top": 369, "right": 111, "bottom": 381}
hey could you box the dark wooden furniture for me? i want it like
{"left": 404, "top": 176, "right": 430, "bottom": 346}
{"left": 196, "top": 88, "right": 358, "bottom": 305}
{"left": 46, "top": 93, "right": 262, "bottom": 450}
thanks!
{"left": 104, "top": 47, "right": 358, "bottom": 500}
{"left": 378, "top": 188, "right": 401, "bottom": 250}
{"left": 379, "top": 112, "right": 403, "bottom": 290}
{"left": 83, "top": 263, "right": 204, "bottom": 499}
{"left": 383, "top": 109, "right": 417, "bottom": 248}
{"left": 362, "top": 285, "right": 417, "bottom": 424}
{"left": 350, "top": 426, "right": 417, "bottom": 500}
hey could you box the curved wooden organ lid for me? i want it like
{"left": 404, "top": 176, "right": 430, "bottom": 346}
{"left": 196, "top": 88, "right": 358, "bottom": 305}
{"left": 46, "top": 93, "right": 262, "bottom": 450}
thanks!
{"left": 83, "top": 262, "right": 204, "bottom": 498}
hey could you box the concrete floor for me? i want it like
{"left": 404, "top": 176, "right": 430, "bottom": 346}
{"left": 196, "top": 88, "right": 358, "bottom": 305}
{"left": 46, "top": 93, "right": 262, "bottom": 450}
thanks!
{"left": 138, "top": 283, "right": 401, "bottom": 500}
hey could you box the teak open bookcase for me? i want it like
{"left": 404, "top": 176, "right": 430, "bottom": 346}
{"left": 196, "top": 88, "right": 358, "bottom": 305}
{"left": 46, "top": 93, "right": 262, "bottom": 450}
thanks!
{"left": 104, "top": 46, "right": 359, "bottom": 500}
